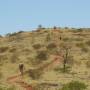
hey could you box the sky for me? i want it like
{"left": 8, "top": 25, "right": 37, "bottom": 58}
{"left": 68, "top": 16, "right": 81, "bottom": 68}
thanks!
{"left": 0, "top": 0, "right": 90, "bottom": 35}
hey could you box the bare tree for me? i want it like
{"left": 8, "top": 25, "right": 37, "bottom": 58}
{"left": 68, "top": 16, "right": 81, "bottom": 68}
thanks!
{"left": 61, "top": 44, "right": 72, "bottom": 72}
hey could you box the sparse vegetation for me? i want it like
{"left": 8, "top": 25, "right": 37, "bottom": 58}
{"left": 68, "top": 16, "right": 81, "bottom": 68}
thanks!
{"left": 7, "top": 86, "right": 16, "bottom": 90}
{"left": 61, "top": 81, "right": 87, "bottom": 90}
{"left": 46, "top": 33, "right": 51, "bottom": 42}
{"left": 47, "top": 43, "right": 57, "bottom": 50}
{"left": 0, "top": 46, "right": 9, "bottom": 53}
{"left": 54, "top": 66, "right": 71, "bottom": 73}
{"left": 32, "top": 43, "right": 42, "bottom": 49}
{"left": 62, "top": 45, "right": 72, "bottom": 72}
{"left": 76, "top": 42, "right": 85, "bottom": 48}
{"left": 36, "top": 50, "right": 48, "bottom": 61}
{"left": 0, "top": 72, "right": 3, "bottom": 79}
{"left": 63, "top": 37, "right": 69, "bottom": 41}
{"left": 9, "top": 47, "right": 17, "bottom": 53}
{"left": 81, "top": 47, "right": 88, "bottom": 52}
{"left": 0, "top": 28, "right": 90, "bottom": 90}
{"left": 10, "top": 53, "right": 19, "bottom": 63}
{"left": 86, "top": 60, "right": 90, "bottom": 68}
{"left": 86, "top": 40, "right": 90, "bottom": 46}
{"left": 0, "top": 54, "right": 8, "bottom": 63}
{"left": 77, "top": 28, "right": 83, "bottom": 32}
{"left": 29, "top": 69, "right": 43, "bottom": 79}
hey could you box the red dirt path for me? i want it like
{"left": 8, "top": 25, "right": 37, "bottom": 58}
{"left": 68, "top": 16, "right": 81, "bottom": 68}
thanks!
{"left": 6, "top": 54, "right": 62, "bottom": 90}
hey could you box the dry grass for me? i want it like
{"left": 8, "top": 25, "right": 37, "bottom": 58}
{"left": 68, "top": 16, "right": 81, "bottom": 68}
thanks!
{"left": 0, "top": 28, "right": 90, "bottom": 90}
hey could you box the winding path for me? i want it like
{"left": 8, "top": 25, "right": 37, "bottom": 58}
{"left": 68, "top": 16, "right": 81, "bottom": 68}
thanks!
{"left": 6, "top": 54, "right": 62, "bottom": 90}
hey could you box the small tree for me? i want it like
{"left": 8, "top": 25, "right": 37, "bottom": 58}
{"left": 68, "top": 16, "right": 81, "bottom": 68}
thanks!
{"left": 53, "top": 26, "right": 57, "bottom": 29}
{"left": 46, "top": 33, "right": 51, "bottom": 42}
{"left": 61, "top": 44, "right": 72, "bottom": 72}
{"left": 37, "top": 24, "right": 43, "bottom": 30}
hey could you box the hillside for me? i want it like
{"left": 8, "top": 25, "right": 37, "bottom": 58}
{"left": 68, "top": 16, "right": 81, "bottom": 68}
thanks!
{"left": 0, "top": 27, "right": 90, "bottom": 90}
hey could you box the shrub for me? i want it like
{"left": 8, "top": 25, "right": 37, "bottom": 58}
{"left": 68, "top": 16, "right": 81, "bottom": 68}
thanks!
{"left": 6, "top": 32, "right": 17, "bottom": 37}
{"left": 10, "top": 53, "right": 19, "bottom": 63}
{"left": 32, "top": 44, "right": 42, "bottom": 49}
{"left": 71, "top": 29, "right": 83, "bottom": 33}
{"left": 9, "top": 47, "right": 16, "bottom": 53}
{"left": 30, "top": 58, "right": 41, "bottom": 65}
{"left": 54, "top": 66, "right": 71, "bottom": 73}
{"left": 53, "top": 26, "right": 57, "bottom": 29}
{"left": 86, "top": 40, "right": 90, "bottom": 46}
{"left": 6, "top": 31, "right": 24, "bottom": 37}
{"left": 47, "top": 43, "right": 57, "bottom": 50}
{"left": 77, "top": 28, "right": 83, "bottom": 32}
{"left": 0, "top": 87, "right": 4, "bottom": 90}
{"left": 64, "top": 27, "right": 69, "bottom": 29}
{"left": 29, "top": 69, "right": 43, "bottom": 79}
{"left": 0, "top": 72, "right": 3, "bottom": 79}
{"left": 7, "top": 86, "right": 16, "bottom": 90}
{"left": 86, "top": 60, "right": 90, "bottom": 68}
{"left": 0, "top": 46, "right": 9, "bottom": 53}
{"left": 0, "top": 35, "right": 2, "bottom": 38}
{"left": 81, "top": 47, "right": 88, "bottom": 53}
{"left": 61, "top": 81, "right": 87, "bottom": 90}
{"left": 0, "top": 85, "right": 6, "bottom": 90}
{"left": 76, "top": 42, "right": 85, "bottom": 48}
{"left": 72, "top": 30, "right": 78, "bottom": 33}
{"left": 46, "top": 33, "right": 51, "bottom": 42}
{"left": 37, "top": 25, "right": 43, "bottom": 31}
{"left": 67, "top": 56, "right": 74, "bottom": 66}
{"left": 0, "top": 54, "right": 8, "bottom": 63}
{"left": 74, "top": 38, "right": 83, "bottom": 41}
{"left": 63, "top": 38, "right": 69, "bottom": 41}
{"left": 18, "top": 31, "right": 24, "bottom": 33}
{"left": 36, "top": 51, "right": 48, "bottom": 61}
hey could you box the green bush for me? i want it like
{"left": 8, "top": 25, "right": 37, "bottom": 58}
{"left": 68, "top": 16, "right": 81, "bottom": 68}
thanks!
{"left": 61, "top": 81, "right": 87, "bottom": 90}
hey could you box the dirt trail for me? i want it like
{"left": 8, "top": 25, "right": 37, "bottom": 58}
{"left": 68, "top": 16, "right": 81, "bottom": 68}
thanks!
{"left": 6, "top": 55, "right": 62, "bottom": 90}
{"left": 15, "top": 80, "right": 33, "bottom": 90}
{"left": 7, "top": 75, "right": 33, "bottom": 90}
